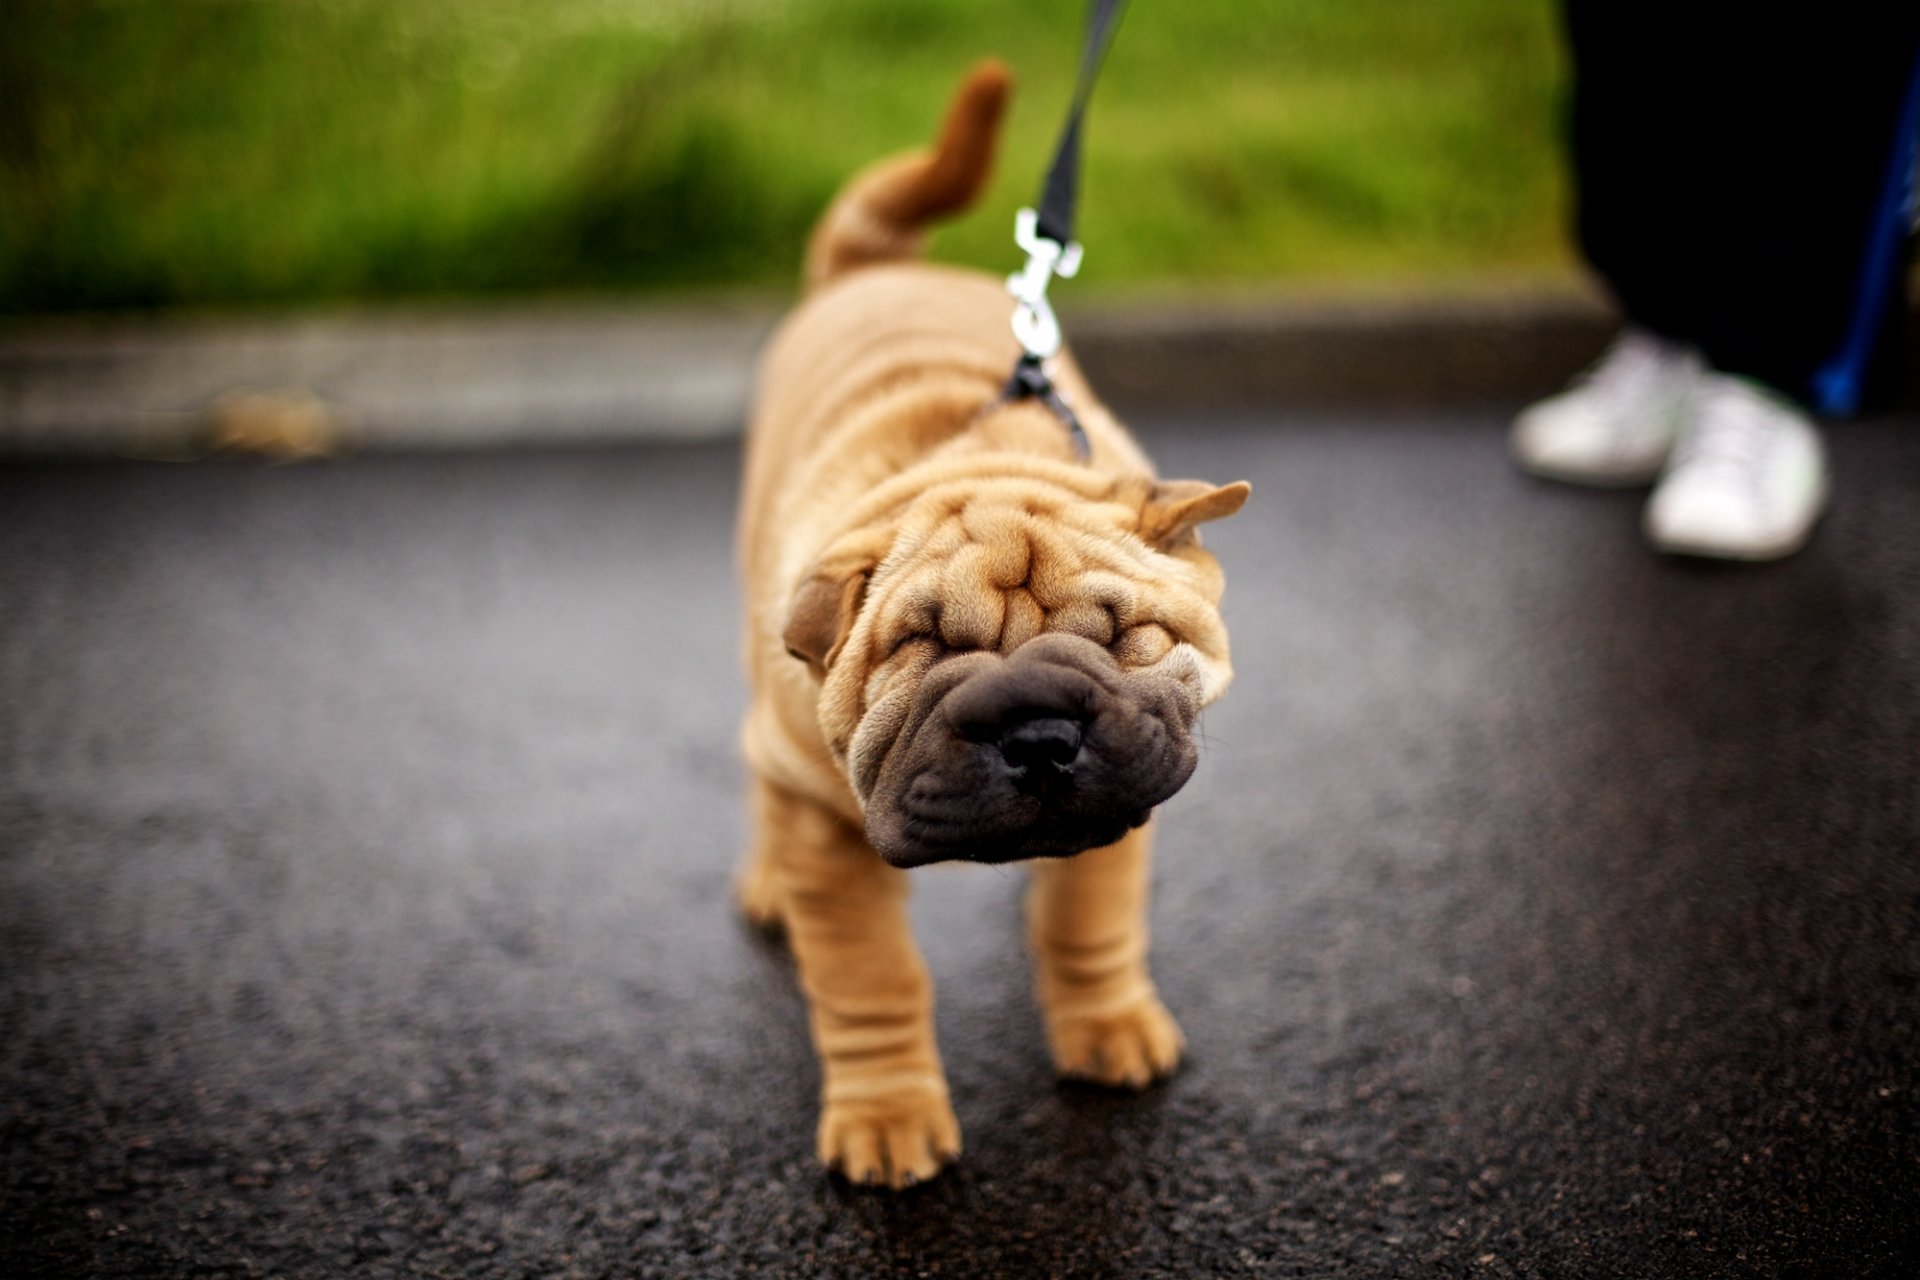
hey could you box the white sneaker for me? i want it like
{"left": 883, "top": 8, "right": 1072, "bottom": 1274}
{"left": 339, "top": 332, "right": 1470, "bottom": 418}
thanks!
{"left": 1643, "top": 373, "right": 1829, "bottom": 561}
{"left": 1510, "top": 328, "right": 1703, "bottom": 486}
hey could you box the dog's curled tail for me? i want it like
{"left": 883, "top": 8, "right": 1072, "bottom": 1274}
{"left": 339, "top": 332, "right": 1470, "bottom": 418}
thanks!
{"left": 804, "top": 60, "right": 1012, "bottom": 291}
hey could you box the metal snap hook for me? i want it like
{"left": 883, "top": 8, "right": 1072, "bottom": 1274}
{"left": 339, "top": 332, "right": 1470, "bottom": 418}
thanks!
{"left": 1006, "top": 208, "right": 1082, "bottom": 360}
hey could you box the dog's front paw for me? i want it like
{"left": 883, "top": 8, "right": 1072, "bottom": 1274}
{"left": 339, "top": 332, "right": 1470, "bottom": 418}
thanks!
{"left": 817, "top": 1081, "right": 961, "bottom": 1189}
{"left": 1048, "top": 993, "right": 1185, "bottom": 1088}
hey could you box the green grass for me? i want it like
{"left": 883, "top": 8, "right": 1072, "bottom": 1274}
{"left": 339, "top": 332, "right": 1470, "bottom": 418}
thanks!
{"left": 0, "top": 0, "right": 1573, "bottom": 314}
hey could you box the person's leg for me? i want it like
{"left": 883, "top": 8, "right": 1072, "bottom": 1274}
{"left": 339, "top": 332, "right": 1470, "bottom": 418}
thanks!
{"left": 1508, "top": 2, "right": 1728, "bottom": 489}
{"left": 1526, "top": 3, "right": 1918, "bottom": 557}
{"left": 1571, "top": 3, "right": 1920, "bottom": 411}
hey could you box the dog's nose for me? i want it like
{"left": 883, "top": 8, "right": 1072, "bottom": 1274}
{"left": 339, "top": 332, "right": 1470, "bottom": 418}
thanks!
{"left": 998, "top": 716, "right": 1083, "bottom": 787}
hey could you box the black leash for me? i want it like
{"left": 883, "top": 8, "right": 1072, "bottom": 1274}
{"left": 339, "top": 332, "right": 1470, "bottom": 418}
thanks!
{"left": 997, "top": 0, "right": 1131, "bottom": 461}
{"left": 1035, "top": 0, "right": 1130, "bottom": 249}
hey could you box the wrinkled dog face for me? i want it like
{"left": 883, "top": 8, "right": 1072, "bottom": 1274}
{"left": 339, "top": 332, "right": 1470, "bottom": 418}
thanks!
{"left": 785, "top": 468, "right": 1246, "bottom": 867}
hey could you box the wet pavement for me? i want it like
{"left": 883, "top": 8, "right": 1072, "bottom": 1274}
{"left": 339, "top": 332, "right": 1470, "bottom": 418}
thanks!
{"left": 3, "top": 410, "right": 1917, "bottom": 1278}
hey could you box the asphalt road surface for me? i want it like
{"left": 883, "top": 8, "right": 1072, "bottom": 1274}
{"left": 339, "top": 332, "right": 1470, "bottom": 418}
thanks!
{"left": 4, "top": 410, "right": 1917, "bottom": 1279}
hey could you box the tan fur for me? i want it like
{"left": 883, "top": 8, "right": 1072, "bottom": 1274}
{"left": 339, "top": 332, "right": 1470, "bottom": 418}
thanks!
{"left": 803, "top": 60, "right": 1011, "bottom": 290}
{"left": 736, "top": 62, "right": 1248, "bottom": 1189}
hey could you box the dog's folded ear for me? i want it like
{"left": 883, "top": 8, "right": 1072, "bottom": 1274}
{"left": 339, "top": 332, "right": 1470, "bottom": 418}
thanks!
{"left": 1139, "top": 479, "right": 1252, "bottom": 549}
{"left": 783, "top": 563, "right": 871, "bottom": 676}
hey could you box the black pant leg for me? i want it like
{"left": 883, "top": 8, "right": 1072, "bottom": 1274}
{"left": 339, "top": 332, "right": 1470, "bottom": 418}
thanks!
{"left": 1565, "top": 2, "right": 1920, "bottom": 412}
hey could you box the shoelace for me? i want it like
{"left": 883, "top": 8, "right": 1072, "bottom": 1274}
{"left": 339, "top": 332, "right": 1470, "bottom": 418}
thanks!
{"left": 1671, "top": 379, "right": 1784, "bottom": 475}
{"left": 1574, "top": 330, "right": 1678, "bottom": 398}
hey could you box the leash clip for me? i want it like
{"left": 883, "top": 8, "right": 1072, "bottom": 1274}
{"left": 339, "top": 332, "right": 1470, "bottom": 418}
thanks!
{"left": 1006, "top": 207, "right": 1083, "bottom": 359}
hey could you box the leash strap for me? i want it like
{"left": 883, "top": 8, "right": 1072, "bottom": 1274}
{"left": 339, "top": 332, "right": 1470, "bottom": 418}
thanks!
{"left": 1036, "top": 0, "right": 1131, "bottom": 249}
{"left": 999, "top": 0, "right": 1131, "bottom": 461}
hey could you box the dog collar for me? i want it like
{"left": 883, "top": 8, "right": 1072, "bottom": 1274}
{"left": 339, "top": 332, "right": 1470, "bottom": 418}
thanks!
{"left": 996, "top": 352, "right": 1090, "bottom": 462}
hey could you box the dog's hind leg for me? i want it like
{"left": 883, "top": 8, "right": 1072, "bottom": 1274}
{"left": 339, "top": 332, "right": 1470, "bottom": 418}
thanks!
{"left": 1027, "top": 823, "right": 1185, "bottom": 1088}
{"left": 753, "top": 777, "right": 961, "bottom": 1188}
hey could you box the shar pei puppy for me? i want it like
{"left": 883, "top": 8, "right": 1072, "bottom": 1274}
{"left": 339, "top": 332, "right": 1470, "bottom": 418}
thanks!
{"left": 735, "top": 61, "right": 1250, "bottom": 1189}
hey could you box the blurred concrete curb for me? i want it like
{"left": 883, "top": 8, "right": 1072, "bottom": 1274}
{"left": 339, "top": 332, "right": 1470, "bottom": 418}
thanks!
{"left": 1067, "top": 286, "right": 1618, "bottom": 413}
{"left": 0, "top": 285, "right": 1627, "bottom": 457}
{"left": 0, "top": 302, "right": 779, "bottom": 458}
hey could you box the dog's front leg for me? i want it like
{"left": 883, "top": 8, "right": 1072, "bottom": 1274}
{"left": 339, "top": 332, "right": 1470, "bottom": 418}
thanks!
{"left": 755, "top": 779, "right": 959, "bottom": 1188}
{"left": 1027, "top": 823, "right": 1185, "bottom": 1087}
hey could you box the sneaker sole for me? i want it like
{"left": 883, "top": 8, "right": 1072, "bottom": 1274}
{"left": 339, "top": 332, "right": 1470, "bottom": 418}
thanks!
{"left": 1643, "top": 478, "right": 1830, "bottom": 562}
{"left": 1514, "top": 455, "right": 1668, "bottom": 489}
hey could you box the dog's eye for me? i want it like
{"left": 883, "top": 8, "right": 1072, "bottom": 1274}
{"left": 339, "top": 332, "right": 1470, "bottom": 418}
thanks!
{"left": 1049, "top": 601, "right": 1116, "bottom": 647}
{"left": 890, "top": 630, "right": 957, "bottom": 663}
{"left": 1111, "top": 623, "right": 1175, "bottom": 667}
